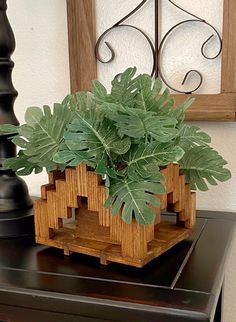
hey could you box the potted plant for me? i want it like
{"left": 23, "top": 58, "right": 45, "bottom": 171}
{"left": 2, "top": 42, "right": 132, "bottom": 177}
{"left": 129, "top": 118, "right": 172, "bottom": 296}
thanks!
{"left": 0, "top": 67, "right": 231, "bottom": 267}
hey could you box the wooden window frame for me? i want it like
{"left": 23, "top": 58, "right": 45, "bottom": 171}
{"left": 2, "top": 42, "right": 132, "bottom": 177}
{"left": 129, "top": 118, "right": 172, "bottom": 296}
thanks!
{"left": 67, "top": 0, "right": 236, "bottom": 121}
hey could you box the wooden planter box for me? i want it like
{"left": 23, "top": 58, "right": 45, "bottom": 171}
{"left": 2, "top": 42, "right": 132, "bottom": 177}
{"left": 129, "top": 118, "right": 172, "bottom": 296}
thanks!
{"left": 34, "top": 163, "right": 196, "bottom": 267}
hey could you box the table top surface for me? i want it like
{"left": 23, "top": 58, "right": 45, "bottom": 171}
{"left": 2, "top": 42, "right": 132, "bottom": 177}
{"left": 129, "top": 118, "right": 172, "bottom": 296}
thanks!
{"left": 0, "top": 210, "right": 235, "bottom": 322}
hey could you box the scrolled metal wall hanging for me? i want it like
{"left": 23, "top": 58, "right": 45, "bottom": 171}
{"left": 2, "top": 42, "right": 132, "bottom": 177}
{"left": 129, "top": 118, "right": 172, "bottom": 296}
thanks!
{"left": 95, "top": 0, "right": 222, "bottom": 94}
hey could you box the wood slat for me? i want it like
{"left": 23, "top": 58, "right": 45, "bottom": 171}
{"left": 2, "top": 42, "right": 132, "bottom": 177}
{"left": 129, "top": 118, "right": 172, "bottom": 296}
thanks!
{"left": 65, "top": 168, "right": 79, "bottom": 208}
{"left": 174, "top": 93, "right": 236, "bottom": 108}
{"left": 47, "top": 191, "right": 62, "bottom": 229}
{"left": 221, "top": 0, "right": 236, "bottom": 93}
{"left": 76, "top": 163, "right": 88, "bottom": 197}
{"left": 154, "top": 207, "right": 161, "bottom": 225}
{"left": 158, "top": 167, "right": 168, "bottom": 209}
{"left": 34, "top": 200, "right": 52, "bottom": 240}
{"left": 48, "top": 170, "right": 65, "bottom": 184}
{"left": 166, "top": 163, "right": 174, "bottom": 193}
{"left": 41, "top": 183, "right": 54, "bottom": 200}
{"left": 185, "top": 192, "right": 197, "bottom": 229}
{"left": 86, "top": 171, "right": 100, "bottom": 211}
{"left": 110, "top": 211, "right": 123, "bottom": 242}
{"left": 67, "top": 0, "right": 97, "bottom": 92}
{"left": 98, "top": 186, "right": 110, "bottom": 227}
{"left": 185, "top": 111, "right": 236, "bottom": 122}
{"left": 145, "top": 224, "right": 155, "bottom": 243}
{"left": 55, "top": 180, "right": 71, "bottom": 218}
{"left": 121, "top": 221, "right": 147, "bottom": 259}
{"left": 178, "top": 184, "right": 192, "bottom": 222}
{"left": 167, "top": 164, "right": 180, "bottom": 204}
{"left": 173, "top": 94, "right": 236, "bottom": 121}
{"left": 173, "top": 175, "right": 185, "bottom": 213}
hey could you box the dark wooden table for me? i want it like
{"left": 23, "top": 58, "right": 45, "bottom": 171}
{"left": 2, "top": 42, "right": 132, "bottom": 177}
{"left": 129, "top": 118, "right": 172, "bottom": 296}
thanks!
{"left": 0, "top": 210, "right": 234, "bottom": 322}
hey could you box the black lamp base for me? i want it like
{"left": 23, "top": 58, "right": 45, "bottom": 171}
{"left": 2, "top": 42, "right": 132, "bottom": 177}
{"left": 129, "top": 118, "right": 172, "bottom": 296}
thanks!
{"left": 0, "top": 207, "right": 34, "bottom": 238}
{"left": 0, "top": 171, "right": 34, "bottom": 238}
{"left": 0, "top": 0, "right": 34, "bottom": 239}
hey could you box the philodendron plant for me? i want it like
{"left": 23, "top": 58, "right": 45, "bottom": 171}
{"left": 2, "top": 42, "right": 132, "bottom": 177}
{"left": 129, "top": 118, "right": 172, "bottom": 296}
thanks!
{"left": 0, "top": 68, "right": 231, "bottom": 224}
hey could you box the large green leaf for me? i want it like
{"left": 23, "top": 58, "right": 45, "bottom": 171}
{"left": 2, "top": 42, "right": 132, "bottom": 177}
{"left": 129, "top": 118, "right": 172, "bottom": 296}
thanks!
{"left": 53, "top": 150, "right": 95, "bottom": 168}
{"left": 169, "top": 98, "right": 195, "bottom": 126}
{"left": 179, "top": 146, "right": 231, "bottom": 191}
{"left": 125, "top": 142, "right": 184, "bottom": 180}
{"left": 3, "top": 150, "right": 43, "bottom": 176}
{"left": 134, "top": 74, "right": 178, "bottom": 116}
{"left": 178, "top": 125, "right": 211, "bottom": 151}
{"left": 76, "top": 91, "right": 96, "bottom": 112}
{"left": 18, "top": 124, "right": 34, "bottom": 138}
{"left": 61, "top": 93, "right": 78, "bottom": 111}
{"left": 109, "top": 110, "right": 179, "bottom": 142}
{"left": 64, "top": 110, "right": 131, "bottom": 164}
{"left": 111, "top": 67, "right": 139, "bottom": 106}
{"left": 95, "top": 160, "right": 121, "bottom": 179}
{"left": 92, "top": 67, "right": 141, "bottom": 108}
{"left": 2, "top": 102, "right": 75, "bottom": 175}
{"left": 135, "top": 75, "right": 169, "bottom": 112}
{"left": 24, "top": 103, "right": 74, "bottom": 168}
{"left": 157, "top": 98, "right": 176, "bottom": 116}
{"left": 25, "top": 106, "right": 43, "bottom": 126}
{"left": 104, "top": 177, "right": 165, "bottom": 224}
{"left": 0, "top": 124, "right": 19, "bottom": 135}
{"left": 0, "top": 123, "right": 34, "bottom": 140}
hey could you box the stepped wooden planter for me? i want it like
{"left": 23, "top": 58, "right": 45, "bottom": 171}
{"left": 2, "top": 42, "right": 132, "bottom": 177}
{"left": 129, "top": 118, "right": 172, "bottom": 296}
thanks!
{"left": 34, "top": 163, "right": 196, "bottom": 267}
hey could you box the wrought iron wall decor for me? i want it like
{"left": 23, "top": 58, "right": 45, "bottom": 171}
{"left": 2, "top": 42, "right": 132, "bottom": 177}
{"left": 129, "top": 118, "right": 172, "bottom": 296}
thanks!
{"left": 95, "top": 0, "right": 156, "bottom": 77}
{"left": 67, "top": 0, "right": 236, "bottom": 121}
{"left": 95, "top": 0, "right": 222, "bottom": 95}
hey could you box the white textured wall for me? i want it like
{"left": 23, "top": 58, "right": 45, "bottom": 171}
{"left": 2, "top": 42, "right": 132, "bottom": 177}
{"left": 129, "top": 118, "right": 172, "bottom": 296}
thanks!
{"left": 6, "top": 1, "right": 236, "bottom": 320}
{"left": 7, "top": 0, "right": 70, "bottom": 195}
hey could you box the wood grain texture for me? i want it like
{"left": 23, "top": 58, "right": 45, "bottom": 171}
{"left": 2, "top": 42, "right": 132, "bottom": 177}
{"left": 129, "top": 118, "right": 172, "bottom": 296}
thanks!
{"left": 67, "top": 0, "right": 97, "bottom": 92}
{"left": 174, "top": 93, "right": 236, "bottom": 121}
{"left": 75, "top": 205, "right": 112, "bottom": 244}
{"left": 185, "top": 192, "right": 196, "bottom": 229}
{"left": 65, "top": 168, "right": 79, "bottom": 208}
{"left": 34, "top": 164, "right": 196, "bottom": 267}
{"left": 221, "top": 0, "right": 236, "bottom": 93}
{"left": 110, "top": 211, "right": 123, "bottom": 242}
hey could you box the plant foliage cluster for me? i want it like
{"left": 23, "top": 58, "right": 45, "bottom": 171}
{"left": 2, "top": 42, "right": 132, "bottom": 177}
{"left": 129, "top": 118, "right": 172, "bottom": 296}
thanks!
{"left": 0, "top": 68, "right": 231, "bottom": 224}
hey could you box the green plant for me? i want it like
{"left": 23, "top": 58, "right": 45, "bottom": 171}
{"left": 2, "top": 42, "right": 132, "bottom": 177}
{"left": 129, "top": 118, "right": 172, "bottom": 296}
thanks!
{"left": 0, "top": 67, "right": 231, "bottom": 224}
